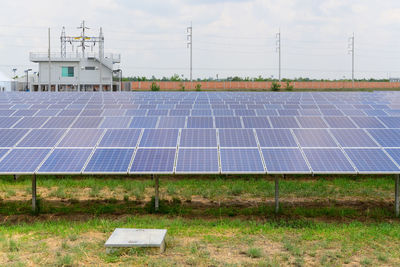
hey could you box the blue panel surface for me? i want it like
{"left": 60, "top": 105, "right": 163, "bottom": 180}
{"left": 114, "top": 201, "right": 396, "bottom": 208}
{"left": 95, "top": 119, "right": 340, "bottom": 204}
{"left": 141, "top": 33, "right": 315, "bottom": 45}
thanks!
{"left": 385, "top": 149, "right": 400, "bottom": 166}
{"left": 323, "top": 116, "right": 357, "bottom": 128}
{"left": 0, "top": 149, "right": 50, "bottom": 173}
{"left": 345, "top": 149, "right": 399, "bottom": 172}
{"left": 13, "top": 117, "right": 49, "bottom": 128}
{"left": 58, "top": 129, "right": 104, "bottom": 147}
{"left": 303, "top": 149, "right": 355, "bottom": 173}
{"left": 350, "top": 117, "right": 386, "bottom": 128}
{"left": 0, "top": 149, "right": 8, "bottom": 159}
{"left": 0, "top": 117, "right": 20, "bottom": 128}
{"left": 256, "top": 129, "right": 297, "bottom": 147}
{"left": 176, "top": 148, "right": 219, "bottom": 173}
{"left": 71, "top": 116, "right": 103, "bottom": 128}
{"left": 219, "top": 129, "right": 257, "bottom": 147}
{"left": 180, "top": 129, "right": 217, "bottom": 147}
{"left": 293, "top": 129, "right": 337, "bottom": 147}
{"left": 157, "top": 117, "right": 186, "bottom": 128}
{"left": 215, "top": 117, "right": 242, "bottom": 128}
{"left": 130, "top": 148, "right": 176, "bottom": 173}
{"left": 262, "top": 148, "right": 310, "bottom": 173}
{"left": 378, "top": 117, "right": 400, "bottom": 128}
{"left": 100, "top": 117, "right": 131, "bottom": 128}
{"left": 42, "top": 117, "right": 75, "bottom": 128}
{"left": 17, "top": 129, "right": 65, "bottom": 147}
{"left": 242, "top": 117, "right": 270, "bottom": 128}
{"left": 220, "top": 148, "right": 264, "bottom": 173}
{"left": 38, "top": 149, "right": 92, "bottom": 173}
{"left": 0, "top": 129, "right": 29, "bottom": 147}
{"left": 84, "top": 148, "right": 134, "bottom": 173}
{"left": 129, "top": 117, "right": 158, "bottom": 128}
{"left": 139, "top": 129, "right": 179, "bottom": 147}
{"left": 368, "top": 129, "right": 400, "bottom": 147}
{"left": 187, "top": 117, "right": 213, "bottom": 128}
{"left": 98, "top": 129, "right": 141, "bottom": 147}
{"left": 296, "top": 117, "right": 328, "bottom": 128}
{"left": 330, "top": 129, "right": 378, "bottom": 147}
{"left": 269, "top": 117, "right": 299, "bottom": 128}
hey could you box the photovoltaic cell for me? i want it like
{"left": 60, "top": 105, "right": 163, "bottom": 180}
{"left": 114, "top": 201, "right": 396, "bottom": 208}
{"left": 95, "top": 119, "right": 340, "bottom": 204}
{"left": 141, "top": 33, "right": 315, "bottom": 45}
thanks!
{"left": 187, "top": 117, "right": 213, "bottom": 128}
{"left": 0, "top": 117, "right": 20, "bottom": 128}
{"left": 139, "top": 129, "right": 179, "bottom": 147}
{"left": 220, "top": 148, "right": 264, "bottom": 173}
{"left": 176, "top": 148, "right": 219, "bottom": 173}
{"left": 377, "top": 117, "right": 400, "bottom": 128}
{"left": 293, "top": 129, "right": 337, "bottom": 147}
{"left": 350, "top": 116, "right": 386, "bottom": 128}
{"left": 0, "top": 129, "right": 29, "bottom": 147}
{"left": 256, "top": 129, "right": 297, "bottom": 147}
{"left": 296, "top": 117, "right": 328, "bottom": 128}
{"left": 38, "top": 149, "right": 92, "bottom": 173}
{"left": 13, "top": 117, "right": 49, "bottom": 128}
{"left": 345, "top": 149, "right": 399, "bottom": 172}
{"left": 367, "top": 129, "right": 400, "bottom": 147}
{"left": 42, "top": 117, "right": 75, "bottom": 128}
{"left": 84, "top": 148, "right": 134, "bottom": 173}
{"left": 17, "top": 129, "right": 65, "bottom": 147}
{"left": 242, "top": 117, "right": 270, "bottom": 128}
{"left": 129, "top": 117, "right": 158, "bottom": 128}
{"left": 385, "top": 149, "right": 400, "bottom": 166}
{"left": 130, "top": 148, "right": 176, "bottom": 173}
{"left": 180, "top": 129, "right": 217, "bottom": 147}
{"left": 98, "top": 129, "right": 141, "bottom": 147}
{"left": 269, "top": 117, "right": 299, "bottom": 128}
{"left": 99, "top": 117, "right": 131, "bottom": 128}
{"left": 71, "top": 116, "right": 103, "bottom": 128}
{"left": 0, "top": 149, "right": 50, "bottom": 173}
{"left": 219, "top": 129, "right": 257, "bottom": 147}
{"left": 262, "top": 148, "right": 310, "bottom": 173}
{"left": 303, "top": 148, "right": 355, "bottom": 173}
{"left": 215, "top": 117, "right": 242, "bottom": 128}
{"left": 323, "top": 116, "right": 357, "bottom": 128}
{"left": 0, "top": 149, "right": 8, "bottom": 159}
{"left": 57, "top": 129, "right": 104, "bottom": 147}
{"left": 330, "top": 129, "right": 378, "bottom": 147}
{"left": 157, "top": 117, "right": 186, "bottom": 128}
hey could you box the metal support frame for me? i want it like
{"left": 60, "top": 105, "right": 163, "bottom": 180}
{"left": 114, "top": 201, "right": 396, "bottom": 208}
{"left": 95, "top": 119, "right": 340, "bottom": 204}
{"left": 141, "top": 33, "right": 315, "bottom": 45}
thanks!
{"left": 32, "top": 174, "right": 37, "bottom": 213}
{"left": 154, "top": 174, "right": 159, "bottom": 211}
{"left": 395, "top": 174, "right": 399, "bottom": 217}
{"left": 275, "top": 175, "right": 280, "bottom": 213}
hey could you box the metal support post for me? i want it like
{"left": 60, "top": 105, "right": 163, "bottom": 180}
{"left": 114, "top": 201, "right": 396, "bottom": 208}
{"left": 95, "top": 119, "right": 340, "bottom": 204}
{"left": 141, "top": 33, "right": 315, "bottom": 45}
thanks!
{"left": 154, "top": 175, "right": 159, "bottom": 211}
{"left": 395, "top": 174, "right": 399, "bottom": 217}
{"left": 275, "top": 175, "right": 279, "bottom": 213}
{"left": 32, "top": 174, "right": 37, "bottom": 213}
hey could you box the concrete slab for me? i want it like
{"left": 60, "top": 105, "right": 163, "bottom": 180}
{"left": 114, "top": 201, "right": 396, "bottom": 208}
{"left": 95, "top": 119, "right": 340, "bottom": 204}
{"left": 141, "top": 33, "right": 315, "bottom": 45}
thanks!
{"left": 105, "top": 228, "right": 167, "bottom": 253}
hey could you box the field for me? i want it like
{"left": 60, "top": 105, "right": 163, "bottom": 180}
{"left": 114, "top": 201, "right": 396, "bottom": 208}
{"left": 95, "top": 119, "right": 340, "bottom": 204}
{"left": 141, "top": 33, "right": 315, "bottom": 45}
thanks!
{"left": 0, "top": 175, "right": 399, "bottom": 266}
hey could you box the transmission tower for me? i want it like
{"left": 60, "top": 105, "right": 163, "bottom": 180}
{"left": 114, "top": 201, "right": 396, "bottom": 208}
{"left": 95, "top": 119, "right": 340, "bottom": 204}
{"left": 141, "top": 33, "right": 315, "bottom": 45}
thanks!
{"left": 348, "top": 32, "right": 355, "bottom": 83}
{"left": 187, "top": 22, "right": 192, "bottom": 82}
{"left": 276, "top": 30, "right": 281, "bottom": 81}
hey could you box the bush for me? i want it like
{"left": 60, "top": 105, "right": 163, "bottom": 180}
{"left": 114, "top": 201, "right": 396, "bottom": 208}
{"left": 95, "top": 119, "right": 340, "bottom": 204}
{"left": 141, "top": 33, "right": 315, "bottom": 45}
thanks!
{"left": 195, "top": 84, "right": 201, "bottom": 91}
{"left": 150, "top": 82, "right": 160, "bottom": 91}
{"left": 179, "top": 82, "right": 185, "bottom": 91}
{"left": 285, "top": 81, "right": 294, "bottom": 91}
{"left": 271, "top": 81, "right": 281, "bottom": 91}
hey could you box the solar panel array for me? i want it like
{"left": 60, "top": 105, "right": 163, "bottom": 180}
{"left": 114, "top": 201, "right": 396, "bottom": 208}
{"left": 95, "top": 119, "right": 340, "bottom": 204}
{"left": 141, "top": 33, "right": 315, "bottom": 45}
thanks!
{"left": 0, "top": 91, "right": 399, "bottom": 175}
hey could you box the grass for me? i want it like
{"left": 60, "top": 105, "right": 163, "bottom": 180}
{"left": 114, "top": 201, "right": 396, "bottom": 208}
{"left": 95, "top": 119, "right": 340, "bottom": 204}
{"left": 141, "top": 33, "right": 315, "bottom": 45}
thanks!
{"left": 0, "top": 174, "right": 399, "bottom": 266}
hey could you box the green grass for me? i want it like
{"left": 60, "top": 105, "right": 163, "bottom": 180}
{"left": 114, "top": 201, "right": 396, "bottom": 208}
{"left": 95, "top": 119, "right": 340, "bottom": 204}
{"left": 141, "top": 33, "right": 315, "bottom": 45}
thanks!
{"left": 0, "top": 174, "right": 399, "bottom": 266}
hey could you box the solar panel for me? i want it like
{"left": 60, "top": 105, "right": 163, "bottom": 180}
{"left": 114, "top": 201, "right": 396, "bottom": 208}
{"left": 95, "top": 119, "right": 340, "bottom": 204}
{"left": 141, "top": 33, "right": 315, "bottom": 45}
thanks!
{"left": 269, "top": 117, "right": 299, "bottom": 128}
{"left": 169, "top": 109, "right": 190, "bottom": 116}
{"left": 344, "top": 149, "right": 399, "bottom": 173}
{"left": 175, "top": 148, "right": 219, "bottom": 173}
{"left": 303, "top": 148, "right": 355, "bottom": 173}
{"left": 296, "top": 117, "right": 328, "bottom": 128}
{"left": 35, "top": 109, "right": 61, "bottom": 116}
{"left": 220, "top": 148, "right": 264, "bottom": 173}
{"left": 98, "top": 129, "right": 141, "bottom": 147}
{"left": 242, "top": 117, "right": 270, "bottom": 128}
{"left": 38, "top": 148, "right": 92, "bottom": 173}
{"left": 81, "top": 109, "right": 103, "bottom": 116}
{"left": 58, "top": 109, "right": 81, "bottom": 116}
{"left": 13, "top": 117, "right": 49, "bottom": 128}
{"left": 378, "top": 117, "right": 400, "bottom": 128}
{"left": 330, "top": 129, "right": 378, "bottom": 147}
{"left": 0, "top": 149, "right": 8, "bottom": 159}
{"left": 71, "top": 116, "right": 103, "bottom": 128}
{"left": 323, "top": 116, "right": 357, "bottom": 128}
{"left": 13, "top": 109, "right": 37, "bottom": 117}
{"left": 100, "top": 117, "right": 131, "bottom": 128}
{"left": 42, "top": 117, "right": 75, "bottom": 128}
{"left": 262, "top": 148, "right": 310, "bottom": 173}
{"left": 129, "top": 117, "right": 158, "bottom": 128}
{"left": 385, "top": 149, "right": 400, "bottom": 166}
{"left": 191, "top": 109, "right": 212, "bottom": 116}
{"left": 102, "top": 109, "right": 126, "bottom": 116}
{"left": 57, "top": 129, "right": 104, "bottom": 147}
{"left": 17, "top": 129, "right": 65, "bottom": 147}
{"left": 0, "top": 117, "right": 20, "bottom": 128}
{"left": 219, "top": 129, "right": 257, "bottom": 147}
{"left": 0, "top": 129, "right": 29, "bottom": 147}
{"left": 256, "top": 129, "right": 298, "bottom": 147}
{"left": 130, "top": 148, "right": 176, "bottom": 173}
{"left": 0, "top": 149, "right": 50, "bottom": 173}
{"left": 0, "top": 110, "right": 15, "bottom": 116}
{"left": 84, "top": 148, "right": 134, "bottom": 173}
{"left": 293, "top": 129, "right": 337, "bottom": 147}
{"left": 350, "top": 117, "right": 386, "bottom": 128}
{"left": 180, "top": 129, "right": 217, "bottom": 147}
{"left": 215, "top": 117, "right": 242, "bottom": 128}
{"left": 139, "top": 129, "right": 179, "bottom": 147}
{"left": 367, "top": 129, "right": 400, "bottom": 147}
{"left": 187, "top": 117, "right": 213, "bottom": 128}
{"left": 157, "top": 117, "right": 186, "bottom": 128}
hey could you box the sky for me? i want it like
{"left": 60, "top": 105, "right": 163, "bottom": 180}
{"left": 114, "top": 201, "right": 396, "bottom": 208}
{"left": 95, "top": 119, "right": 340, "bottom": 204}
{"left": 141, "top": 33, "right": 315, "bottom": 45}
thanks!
{"left": 1, "top": 0, "right": 400, "bottom": 80}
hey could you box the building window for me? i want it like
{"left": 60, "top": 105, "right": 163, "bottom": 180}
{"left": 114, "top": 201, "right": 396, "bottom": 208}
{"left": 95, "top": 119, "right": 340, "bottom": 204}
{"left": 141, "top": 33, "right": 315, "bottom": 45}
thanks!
{"left": 62, "top": 67, "right": 74, "bottom": 77}
{"left": 85, "top": 66, "right": 96, "bottom": 70}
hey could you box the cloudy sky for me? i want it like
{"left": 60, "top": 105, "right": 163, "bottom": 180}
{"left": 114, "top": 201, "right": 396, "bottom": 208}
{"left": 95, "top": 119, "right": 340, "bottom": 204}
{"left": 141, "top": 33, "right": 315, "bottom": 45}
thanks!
{"left": 1, "top": 0, "right": 400, "bottom": 79}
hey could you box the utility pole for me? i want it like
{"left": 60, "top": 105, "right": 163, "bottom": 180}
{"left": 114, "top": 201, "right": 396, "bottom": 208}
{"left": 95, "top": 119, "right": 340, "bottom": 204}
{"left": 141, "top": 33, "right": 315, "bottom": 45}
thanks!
{"left": 348, "top": 32, "right": 355, "bottom": 85}
{"left": 276, "top": 30, "right": 281, "bottom": 82}
{"left": 77, "top": 20, "right": 90, "bottom": 57}
{"left": 48, "top": 28, "right": 51, "bottom": 92}
{"left": 187, "top": 22, "right": 193, "bottom": 83}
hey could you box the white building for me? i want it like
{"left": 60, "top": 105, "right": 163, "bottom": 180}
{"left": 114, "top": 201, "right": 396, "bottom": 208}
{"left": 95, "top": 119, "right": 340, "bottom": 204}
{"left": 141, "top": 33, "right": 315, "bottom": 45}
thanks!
{"left": 29, "top": 22, "right": 122, "bottom": 92}
{"left": 0, "top": 71, "right": 16, "bottom": 92}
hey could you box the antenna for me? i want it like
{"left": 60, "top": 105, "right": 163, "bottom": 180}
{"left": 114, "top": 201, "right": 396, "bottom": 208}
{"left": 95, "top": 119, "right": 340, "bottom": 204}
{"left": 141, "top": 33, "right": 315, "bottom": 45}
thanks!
{"left": 187, "top": 22, "right": 192, "bottom": 83}
{"left": 276, "top": 30, "right": 281, "bottom": 82}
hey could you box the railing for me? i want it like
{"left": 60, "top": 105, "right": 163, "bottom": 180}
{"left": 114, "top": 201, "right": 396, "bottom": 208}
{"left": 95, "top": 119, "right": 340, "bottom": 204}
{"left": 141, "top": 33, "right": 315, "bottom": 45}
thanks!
{"left": 30, "top": 52, "right": 121, "bottom": 63}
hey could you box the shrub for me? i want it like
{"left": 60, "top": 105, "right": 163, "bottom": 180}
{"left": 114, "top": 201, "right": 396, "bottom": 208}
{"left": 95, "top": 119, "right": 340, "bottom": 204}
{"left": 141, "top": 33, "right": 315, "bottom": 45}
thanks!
{"left": 195, "top": 84, "right": 201, "bottom": 91}
{"left": 271, "top": 81, "right": 281, "bottom": 91}
{"left": 179, "top": 82, "right": 185, "bottom": 91}
{"left": 150, "top": 82, "right": 160, "bottom": 91}
{"left": 285, "top": 81, "right": 294, "bottom": 91}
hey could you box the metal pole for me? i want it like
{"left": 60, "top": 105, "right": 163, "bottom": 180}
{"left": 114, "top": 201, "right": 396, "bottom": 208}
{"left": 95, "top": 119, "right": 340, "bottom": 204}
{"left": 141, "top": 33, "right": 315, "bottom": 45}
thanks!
{"left": 275, "top": 175, "right": 279, "bottom": 213}
{"left": 154, "top": 174, "right": 159, "bottom": 211}
{"left": 32, "top": 174, "right": 37, "bottom": 213}
{"left": 187, "top": 22, "right": 192, "bottom": 85}
{"left": 352, "top": 32, "right": 354, "bottom": 86}
{"left": 278, "top": 31, "right": 281, "bottom": 82}
{"left": 48, "top": 27, "right": 51, "bottom": 92}
{"left": 395, "top": 174, "right": 399, "bottom": 217}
